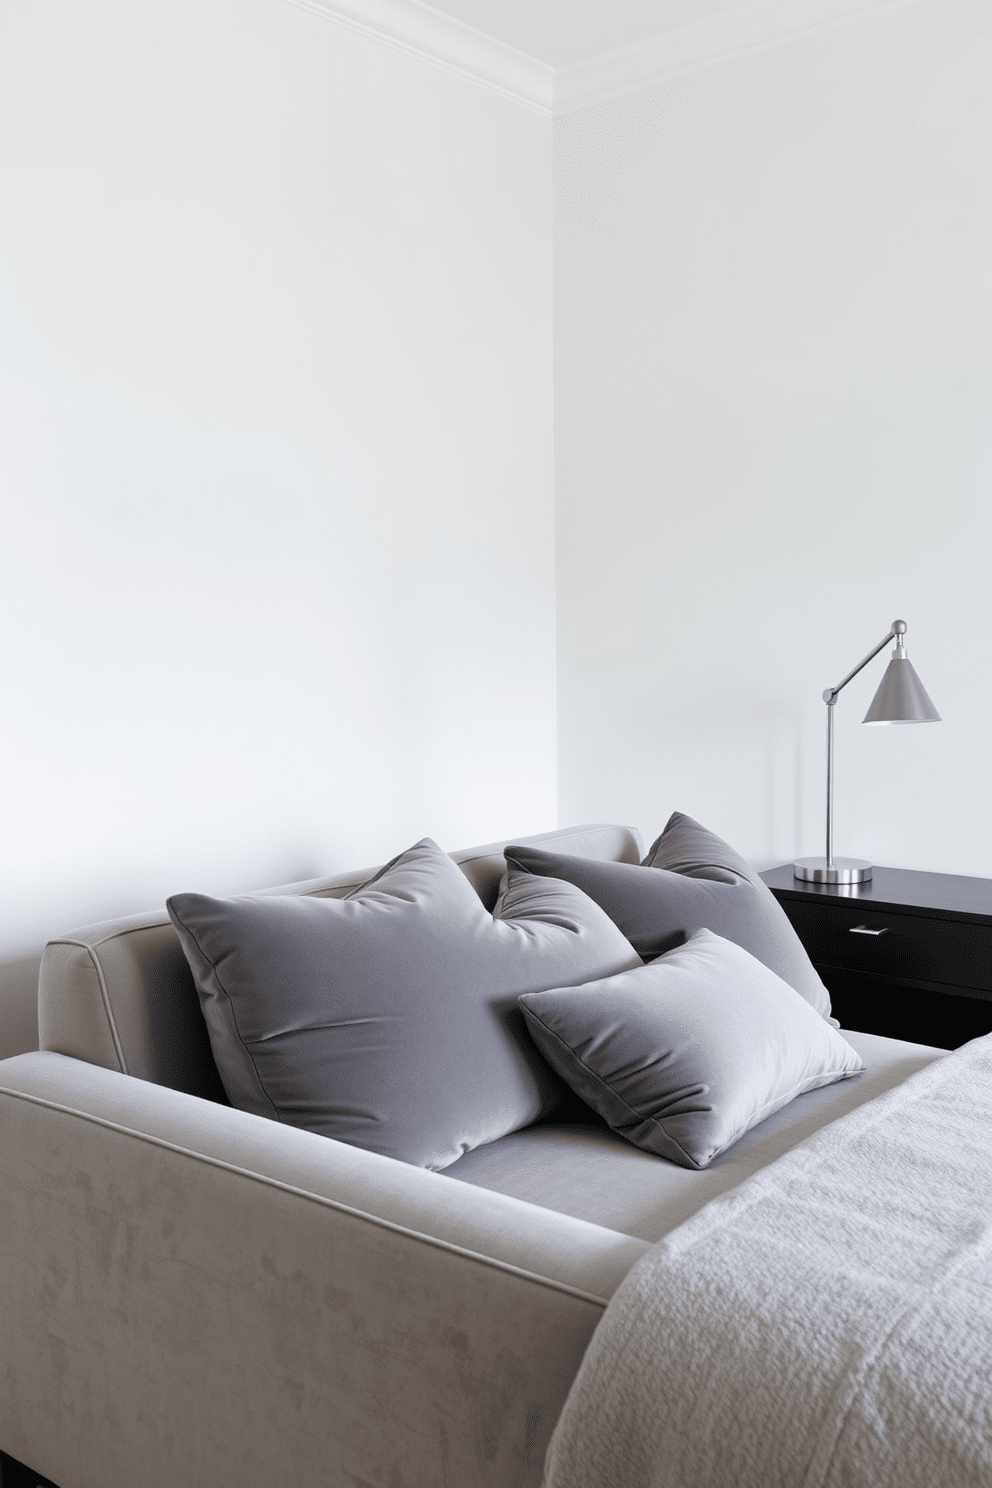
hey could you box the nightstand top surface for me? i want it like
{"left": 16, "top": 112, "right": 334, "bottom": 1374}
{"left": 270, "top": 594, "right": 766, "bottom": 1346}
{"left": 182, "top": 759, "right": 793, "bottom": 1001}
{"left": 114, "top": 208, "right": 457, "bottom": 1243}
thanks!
{"left": 760, "top": 863, "right": 992, "bottom": 924}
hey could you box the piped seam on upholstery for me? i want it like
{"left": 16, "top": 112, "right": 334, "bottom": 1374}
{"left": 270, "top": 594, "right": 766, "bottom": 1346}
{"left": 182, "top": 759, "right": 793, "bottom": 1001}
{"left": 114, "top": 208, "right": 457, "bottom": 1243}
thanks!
{"left": 457, "top": 824, "right": 642, "bottom": 876}
{"left": 0, "top": 1083, "right": 622, "bottom": 1307}
{"left": 46, "top": 940, "right": 129, "bottom": 1075}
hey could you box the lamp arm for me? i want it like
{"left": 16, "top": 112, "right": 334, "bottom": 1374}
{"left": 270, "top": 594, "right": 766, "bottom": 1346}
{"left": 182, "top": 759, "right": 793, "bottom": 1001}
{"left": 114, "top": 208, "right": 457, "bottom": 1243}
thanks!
{"left": 796, "top": 618, "right": 931, "bottom": 884}
{"left": 824, "top": 621, "right": 903, "bottom": 705}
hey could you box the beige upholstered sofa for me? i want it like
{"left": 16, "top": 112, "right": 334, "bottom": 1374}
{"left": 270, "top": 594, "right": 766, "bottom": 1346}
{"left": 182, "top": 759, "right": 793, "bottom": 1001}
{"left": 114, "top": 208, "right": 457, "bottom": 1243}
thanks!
{"left": 0, "top": 824, "right": 944, "bottom": 1488}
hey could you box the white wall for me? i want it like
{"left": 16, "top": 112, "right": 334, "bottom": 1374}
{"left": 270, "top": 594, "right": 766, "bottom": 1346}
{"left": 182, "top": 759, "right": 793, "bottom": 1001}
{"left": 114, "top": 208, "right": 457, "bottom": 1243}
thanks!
{"left": 554, "top": 0, "right": 992, "bottom": 874}
{"left": 6, "top": 0, "right": 990, "bottom": 1060}
{"left": 0, "top": 0, "right": 556, "bottom": 1053}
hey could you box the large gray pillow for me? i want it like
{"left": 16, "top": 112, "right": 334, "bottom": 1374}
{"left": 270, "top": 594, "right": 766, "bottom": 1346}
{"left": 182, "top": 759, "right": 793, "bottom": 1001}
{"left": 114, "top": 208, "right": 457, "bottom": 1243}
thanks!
{"left": 519, "top": 929, "right": 864, "bottom": 1170}
{"left": 506, "top": 811, "right": 833, "bottom": 1021}
{"left": 167, "top": 838, "right": 642, "bottom": 1170}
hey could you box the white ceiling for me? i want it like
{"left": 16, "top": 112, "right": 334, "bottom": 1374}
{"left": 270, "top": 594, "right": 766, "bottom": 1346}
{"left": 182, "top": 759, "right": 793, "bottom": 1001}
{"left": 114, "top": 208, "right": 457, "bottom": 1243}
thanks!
{"left": 289, "top": 0, "right": 908, "bottom": 113}
{"left": 410, "top": 0, "right": 759, "bottom": 70}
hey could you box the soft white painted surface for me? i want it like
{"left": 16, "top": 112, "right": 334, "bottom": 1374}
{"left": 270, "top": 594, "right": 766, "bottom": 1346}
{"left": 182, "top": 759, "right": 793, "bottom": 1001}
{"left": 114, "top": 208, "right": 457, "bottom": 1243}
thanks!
{"left": 283, "top": 0, "right": 932, "bottom": 115}
{"left": 322, "top": 0, "right": 918, "bottom": 73}
{"left": 394, "top": 0, "right": 754, "bottom": 68}
{"left": 3, "top": 0, "right": 988, "bottom": 1060}
{"left": 554, "top": 0, "right": 992, "bottom": 874}
{"left": 0, "top": 0, "right": 555, "bottom": 1051}
{"left": 286, "top": 0, "right": 555, "bottom": 113}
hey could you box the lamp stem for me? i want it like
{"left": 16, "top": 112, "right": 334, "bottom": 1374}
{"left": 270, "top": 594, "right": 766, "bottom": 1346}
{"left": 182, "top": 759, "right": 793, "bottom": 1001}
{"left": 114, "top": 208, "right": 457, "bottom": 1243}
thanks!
{"left": 819, "top": 622, "right": 896, "bottom": 876}
{"left": 825, "top": 700, "right": 835, "bottom": 870}
{"left": 794, "top": 618, "right": 934, "bottom": 885}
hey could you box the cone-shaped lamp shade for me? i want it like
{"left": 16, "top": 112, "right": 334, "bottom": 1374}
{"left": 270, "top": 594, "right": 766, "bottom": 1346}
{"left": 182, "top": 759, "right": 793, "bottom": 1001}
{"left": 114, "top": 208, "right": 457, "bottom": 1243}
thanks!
{"left": 863, "top": 655, "right": 941, "bottom": 724}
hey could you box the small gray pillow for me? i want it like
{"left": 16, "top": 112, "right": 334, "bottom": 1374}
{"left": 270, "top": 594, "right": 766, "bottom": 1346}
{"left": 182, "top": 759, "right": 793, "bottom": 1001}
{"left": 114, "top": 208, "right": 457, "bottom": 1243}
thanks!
{"left": 167, "top": 838, "right": 642, "bottom": 1171}
{"left": 519, "top": 929, "right": 864, "bottom": 1171}
{"left": 507, "top": 811, "right": 833, "bottom": 1021}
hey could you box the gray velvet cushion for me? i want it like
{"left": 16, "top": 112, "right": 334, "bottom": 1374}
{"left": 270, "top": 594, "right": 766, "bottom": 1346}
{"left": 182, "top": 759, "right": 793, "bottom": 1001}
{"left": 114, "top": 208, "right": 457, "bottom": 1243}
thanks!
{"left": 506, "top": 811, "right": 833, "bottom": 1021}
{"left": 518, "top": 929, "right": 864, "bottom": 1170}
{"left": 167, "top": 838, "right": 642, "bottom": 1170}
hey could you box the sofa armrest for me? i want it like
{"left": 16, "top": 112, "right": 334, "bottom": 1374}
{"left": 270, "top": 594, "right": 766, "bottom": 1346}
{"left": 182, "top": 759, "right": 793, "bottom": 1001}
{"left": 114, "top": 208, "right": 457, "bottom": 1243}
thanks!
{"left": 0, "top": 1053, "right": 648, "bottom": 1488}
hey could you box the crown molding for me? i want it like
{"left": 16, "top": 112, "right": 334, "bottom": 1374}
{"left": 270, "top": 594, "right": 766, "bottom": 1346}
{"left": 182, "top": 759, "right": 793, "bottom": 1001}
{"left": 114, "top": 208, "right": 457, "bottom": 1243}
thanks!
{"left": 285, "top": 0, "right": 925, "bottom": 117}
{"left": 553, "top": 0, "right": 925, "bottom": 114}
{"left": 284, "top": 0, "right": 554, "bottom": 113}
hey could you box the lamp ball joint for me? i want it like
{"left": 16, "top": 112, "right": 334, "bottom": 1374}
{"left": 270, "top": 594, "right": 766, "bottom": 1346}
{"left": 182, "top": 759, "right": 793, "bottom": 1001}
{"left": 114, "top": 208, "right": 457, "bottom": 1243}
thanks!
{"left": 892, "top": 619, "right": 907, "bottom": 635}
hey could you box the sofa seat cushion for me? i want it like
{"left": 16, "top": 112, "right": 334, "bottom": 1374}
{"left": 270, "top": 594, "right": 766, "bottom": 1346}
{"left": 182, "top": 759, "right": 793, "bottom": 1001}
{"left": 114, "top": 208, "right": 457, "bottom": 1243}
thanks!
{"left": 442, "top": 1030, "right": 947, "bottom": 1242}
{"left": 506, "top": 811, "right": 832, "bottom": 1020}
{"left": 167, "top": 838, "right": 642, "bottom": 1170}
{"left": 518, "top": 929, "right": 864, "bottom": 1170}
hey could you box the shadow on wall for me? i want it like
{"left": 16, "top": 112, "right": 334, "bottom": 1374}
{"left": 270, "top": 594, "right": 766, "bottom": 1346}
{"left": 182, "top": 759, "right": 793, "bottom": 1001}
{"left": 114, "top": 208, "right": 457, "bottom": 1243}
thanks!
{"left": 0, "top": 954, "right": 42, "bottom": 1060}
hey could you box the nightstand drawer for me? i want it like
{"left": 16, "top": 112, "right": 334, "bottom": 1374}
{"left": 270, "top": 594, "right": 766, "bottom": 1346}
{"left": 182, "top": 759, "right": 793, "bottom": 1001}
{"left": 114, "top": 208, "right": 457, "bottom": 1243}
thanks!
{"left": 781, "top": 902, "right": 992, "bottom": 995}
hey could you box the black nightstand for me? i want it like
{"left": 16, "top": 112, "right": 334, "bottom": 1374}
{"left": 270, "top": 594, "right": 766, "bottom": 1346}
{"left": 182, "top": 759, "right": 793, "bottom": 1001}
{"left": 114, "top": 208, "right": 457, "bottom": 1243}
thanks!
{"left": 0, "top": 1451, "right": 61, "bottom": 1488}
{"left": 760, "top": 864, "right": 992, "bottom": 1049}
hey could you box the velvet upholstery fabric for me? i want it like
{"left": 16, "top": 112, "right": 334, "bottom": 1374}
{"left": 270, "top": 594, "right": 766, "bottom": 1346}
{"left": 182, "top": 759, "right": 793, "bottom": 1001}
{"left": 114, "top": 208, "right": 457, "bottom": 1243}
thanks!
{"left": 506, "top": 812, "right": 832, "bottom": 1020}
{"left": 10, "top": 812, "right": 952, "bottom": 1488}
{"left": 38, "top": 822, "right": 643, "bottom": 1101}
{"left": 168, "top": 838, "right": 642, "bottom": 1170}
{"left": 0, "top": 1052, "right": 643, "bottom": 1488}
{"left": 444, "top": 1030, "right": 946, "bottom": 1241}
{"left": 519, "top": 930, "right": 863, "bottom": 1170}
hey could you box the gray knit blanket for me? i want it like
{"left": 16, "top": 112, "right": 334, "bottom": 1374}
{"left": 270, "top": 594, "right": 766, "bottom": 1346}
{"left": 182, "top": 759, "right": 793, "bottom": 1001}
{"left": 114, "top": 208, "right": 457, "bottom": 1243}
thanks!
{"left": 544, "top": 1032, "right": 992, "bottom": 1488}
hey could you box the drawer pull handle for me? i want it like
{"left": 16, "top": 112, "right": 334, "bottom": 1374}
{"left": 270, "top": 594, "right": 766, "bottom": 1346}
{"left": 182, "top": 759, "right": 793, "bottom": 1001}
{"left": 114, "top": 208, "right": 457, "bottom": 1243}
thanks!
{"left": 849, "top": 925, "right": 888, "bottom": 936}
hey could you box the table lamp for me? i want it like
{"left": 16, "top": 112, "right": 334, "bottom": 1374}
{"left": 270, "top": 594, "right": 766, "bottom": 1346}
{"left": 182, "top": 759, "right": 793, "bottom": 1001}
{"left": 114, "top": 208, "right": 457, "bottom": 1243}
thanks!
{"left": 793, "top": 618, "right": 940, "bottom": 885}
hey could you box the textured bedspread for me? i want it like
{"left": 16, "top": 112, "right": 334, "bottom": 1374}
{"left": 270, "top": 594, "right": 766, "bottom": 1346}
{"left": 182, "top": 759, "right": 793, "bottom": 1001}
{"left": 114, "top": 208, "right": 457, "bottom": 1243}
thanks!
{"left": 543, "top": 1032, "right": 992, "bottom": 1488}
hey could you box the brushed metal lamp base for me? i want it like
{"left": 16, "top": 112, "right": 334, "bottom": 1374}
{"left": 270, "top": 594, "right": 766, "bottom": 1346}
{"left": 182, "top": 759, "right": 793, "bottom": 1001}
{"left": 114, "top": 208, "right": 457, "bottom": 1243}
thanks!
{"left": 793, "top": 856, "right": 873, "bottom": 885}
